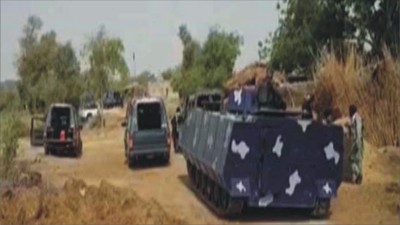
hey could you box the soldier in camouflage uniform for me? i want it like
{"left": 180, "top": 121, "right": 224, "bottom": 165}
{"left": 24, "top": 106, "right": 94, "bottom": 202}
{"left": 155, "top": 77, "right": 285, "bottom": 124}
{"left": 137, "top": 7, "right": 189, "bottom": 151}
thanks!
{"left": 348, "top": 105, "right": 364, "bottom": 184}
{"left": 171, "top": 107, "right": 181, "bottom": 152}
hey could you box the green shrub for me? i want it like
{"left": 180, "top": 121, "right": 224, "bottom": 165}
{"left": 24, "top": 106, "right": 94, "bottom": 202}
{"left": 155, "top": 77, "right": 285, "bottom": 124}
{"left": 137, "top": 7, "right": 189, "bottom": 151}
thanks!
{"left": 0, "top": 111, "right": 24, "bottom": 178}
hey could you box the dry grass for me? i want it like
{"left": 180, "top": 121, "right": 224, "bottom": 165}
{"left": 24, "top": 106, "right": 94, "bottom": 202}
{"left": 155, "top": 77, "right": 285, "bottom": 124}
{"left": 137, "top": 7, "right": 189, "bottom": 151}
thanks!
{"left": 313, "top": 48, "right": 400, "bottom": 147}
{"left": 225, "top": 62, "right": 290, "bottom": 88}
{"left": 277, "top": 81, "right": 315, "bottom": 109}
{"left": 0, "top": 178, "right": 186, "bottom": 225}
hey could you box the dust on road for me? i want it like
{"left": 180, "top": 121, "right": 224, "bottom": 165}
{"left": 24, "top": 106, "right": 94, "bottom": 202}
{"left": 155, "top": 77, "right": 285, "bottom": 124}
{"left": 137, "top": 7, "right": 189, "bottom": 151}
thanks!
{"left": 17, "top": 108, "right": 400, "bottom": 224}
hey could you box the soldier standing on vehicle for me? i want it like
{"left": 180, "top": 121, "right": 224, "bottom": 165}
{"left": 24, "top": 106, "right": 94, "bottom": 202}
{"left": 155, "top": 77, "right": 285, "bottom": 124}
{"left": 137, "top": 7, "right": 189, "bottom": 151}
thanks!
{"left": 257, "top": 79, "right": 287, "bottom": 110}
{"left": 322, "top": 108, "right": 333, "bottom": 125}
{"left": 347, "top": 104, "right": 364, "bottom": 185}
{"left": 301, "top": 94, "right": 314, "bottom": 119}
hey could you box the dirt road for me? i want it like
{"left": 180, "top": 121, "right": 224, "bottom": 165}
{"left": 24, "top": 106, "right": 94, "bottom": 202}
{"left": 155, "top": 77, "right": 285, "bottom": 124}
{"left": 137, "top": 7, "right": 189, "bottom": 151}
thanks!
{"left": 19, "top": 108, "right": 400, "bottom": 224}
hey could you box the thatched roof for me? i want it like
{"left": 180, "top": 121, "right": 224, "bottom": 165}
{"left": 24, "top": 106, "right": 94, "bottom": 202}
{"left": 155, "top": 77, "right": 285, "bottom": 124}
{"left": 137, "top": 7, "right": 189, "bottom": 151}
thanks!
{"left": 225, "top": 62, "right": 288, "bottom": 91}
{"left": 225, "top": 62, "right": 268, "bottom": 90}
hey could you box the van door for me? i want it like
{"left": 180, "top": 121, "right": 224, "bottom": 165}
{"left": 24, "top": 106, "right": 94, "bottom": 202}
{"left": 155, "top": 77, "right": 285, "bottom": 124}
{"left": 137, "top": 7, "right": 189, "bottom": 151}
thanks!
{"left": 30, "top": 115, "right": 45, "bottom": 146}
{"left": 133, "top": 102, "right": 169, "bottom": 152}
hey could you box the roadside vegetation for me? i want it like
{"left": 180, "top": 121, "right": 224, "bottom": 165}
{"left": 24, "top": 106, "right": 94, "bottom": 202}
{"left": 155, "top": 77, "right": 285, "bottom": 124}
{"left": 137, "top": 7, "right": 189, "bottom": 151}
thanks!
{"left": 313, "top": 48, "right": 400, "bottom": 147}
{"left": 0, "top": 110, "right": 24, "bottom": 179}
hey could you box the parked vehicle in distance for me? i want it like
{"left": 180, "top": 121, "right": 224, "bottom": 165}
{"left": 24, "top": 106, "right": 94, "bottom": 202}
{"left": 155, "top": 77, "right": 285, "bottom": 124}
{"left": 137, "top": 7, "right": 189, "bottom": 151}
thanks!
{"left": 37, "top": 103, "right": 83, "bottom": 157}
{"left": 79, "top": 101, "right": 99, "bottom": 122}
{"left": 103, "top": 91, "right": 124, "bottom": 109}
{"left": 122, "top": 97, "right": 171, "bottom": 167}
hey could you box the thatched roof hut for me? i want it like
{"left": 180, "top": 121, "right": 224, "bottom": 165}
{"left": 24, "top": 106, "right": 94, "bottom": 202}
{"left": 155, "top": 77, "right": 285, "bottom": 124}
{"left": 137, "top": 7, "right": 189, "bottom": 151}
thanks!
{"left": 224, "top": 62, "right": 314, "bottom": 109}
{"left": 123, "top": 82, "right": 148, "bottom": 98}
{"left": 224, "top": 62, "right": 289, "bottom": 91}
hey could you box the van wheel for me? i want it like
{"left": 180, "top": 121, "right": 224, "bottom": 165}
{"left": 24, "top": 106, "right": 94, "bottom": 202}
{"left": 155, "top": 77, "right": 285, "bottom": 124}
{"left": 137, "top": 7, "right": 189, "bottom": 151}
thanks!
{"left": 127, "top": 156, "right": 135, "bottom": 168}
{"left": 74, "top": 147, "right": 82, "bottom": 158}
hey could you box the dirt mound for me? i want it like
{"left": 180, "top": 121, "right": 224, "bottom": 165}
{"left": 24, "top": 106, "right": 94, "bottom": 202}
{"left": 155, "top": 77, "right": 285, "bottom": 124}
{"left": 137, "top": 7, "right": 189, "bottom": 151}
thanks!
{"left": 0, "top": 178, "right": 186, "bottom": 225}
{"left": 331, "top": 145, "right": 400, "bottom": 224}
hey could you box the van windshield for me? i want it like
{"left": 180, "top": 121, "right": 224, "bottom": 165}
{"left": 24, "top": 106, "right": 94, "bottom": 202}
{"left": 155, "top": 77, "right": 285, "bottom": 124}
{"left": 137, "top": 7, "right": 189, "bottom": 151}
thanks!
{"left": 137, "top": 102, "right": 162, "bottom": 130}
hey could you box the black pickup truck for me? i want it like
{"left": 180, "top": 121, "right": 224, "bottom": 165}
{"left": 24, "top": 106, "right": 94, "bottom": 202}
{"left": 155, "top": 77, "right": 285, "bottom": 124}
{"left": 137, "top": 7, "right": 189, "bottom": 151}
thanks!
{"left": 122, "top": 97, "right": 171, "bottom": 167}
{"left": 31, "top": 103, "right": 83, "bottom": 157}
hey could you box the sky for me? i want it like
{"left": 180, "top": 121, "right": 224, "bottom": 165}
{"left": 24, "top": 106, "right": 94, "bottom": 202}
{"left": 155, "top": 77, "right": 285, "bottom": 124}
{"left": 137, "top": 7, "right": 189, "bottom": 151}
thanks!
{"left": 1, "top": 0, "right": 280, "bottom": 81}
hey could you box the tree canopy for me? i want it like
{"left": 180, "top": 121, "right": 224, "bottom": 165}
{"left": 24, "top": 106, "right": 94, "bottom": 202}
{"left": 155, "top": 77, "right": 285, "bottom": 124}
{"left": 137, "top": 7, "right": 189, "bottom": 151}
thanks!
{"left": 259, "top": 0, "right": 400, "bottom": 75}
{"left": 83, "top": 25, "right": 129, "bottom": 101}
{"left": 132, "top": 70, "right": 156, "bottom": 86}
{"left": 170, "top": 25, "right": 243, "bottom": 97}
{"left": 16, "top": 15, "right": 83, "bottom": 112}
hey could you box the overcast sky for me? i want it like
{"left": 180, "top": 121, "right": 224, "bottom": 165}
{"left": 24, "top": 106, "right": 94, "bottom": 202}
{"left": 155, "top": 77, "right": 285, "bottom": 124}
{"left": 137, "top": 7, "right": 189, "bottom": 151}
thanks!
{"left": 1, "top": 0, "right": 280, "bottom": 81}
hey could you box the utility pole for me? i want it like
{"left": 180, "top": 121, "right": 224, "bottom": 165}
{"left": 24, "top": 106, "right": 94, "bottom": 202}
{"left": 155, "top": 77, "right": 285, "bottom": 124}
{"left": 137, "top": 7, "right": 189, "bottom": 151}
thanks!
{"left": 132, "top": 52, "right": 136, "bottom": 79}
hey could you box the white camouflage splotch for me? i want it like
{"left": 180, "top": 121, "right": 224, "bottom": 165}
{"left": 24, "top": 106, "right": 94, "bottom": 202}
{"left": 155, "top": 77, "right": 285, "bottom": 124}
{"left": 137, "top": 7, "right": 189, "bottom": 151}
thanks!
{"left": 323, "top": 182, "right": 332, "bottom": 194}
{"left": 231, "top": 140, "right": 250, "bottom": 160}
{"left": 297, "top": 120, "right": 311, "bottom": 133}
{"left": 259, "top": 192, "right": 274, "bottom": 207}
{"left": 285, "top": 170, "right": 302, "bottom": 196}
{"left": 236, "top": 181, "right": 246, "bottom": 193}
{"left": 324, "top": 142, "right": 340, "bottom": 165}
{"left": 234, "top": 89, "right": 242, "bottom": 105}
{"left": 272, "top": 135, "right": 284, "bottom": 157}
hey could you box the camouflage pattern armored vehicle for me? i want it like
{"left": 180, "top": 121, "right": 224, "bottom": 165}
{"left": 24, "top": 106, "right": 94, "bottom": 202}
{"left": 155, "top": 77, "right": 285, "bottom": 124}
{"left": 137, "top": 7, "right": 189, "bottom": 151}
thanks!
{"left": 178, "top": 85, "right": 344, "bottom": 218}
{"left": 174, "top": 89, "right": 223, "bottom": 153}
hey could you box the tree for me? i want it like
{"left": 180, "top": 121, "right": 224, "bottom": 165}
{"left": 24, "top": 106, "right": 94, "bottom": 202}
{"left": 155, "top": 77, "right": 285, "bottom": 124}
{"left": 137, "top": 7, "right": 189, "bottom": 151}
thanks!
{"left": 170, "top": 25, "right": 242, "bottom": 97}
{"left": 259, "top": 0, "right": 355, "bottom": 74}
{"left": 161, "top": 68, "right": 174, "bottom": 81}
{"left": 83, "top": 25, "right": 129, "bottom": 131}
{"left": 260, "top": 0, "right": 400, "bottom": 74}
{"left": 199, "top": 27, "right": 242, "bottom": 88}
{"left": 133, "top": 70, "right": 156, "bottom": 85}
{"left": 178, "top": 25, "right": 201, "bottom": 71}
{"left": 347, "top": 0, "right": 400, "bottom": 57}
{"left": 19, "top": 15, "right": 42, "bottom": 54}
{"left": 16, "top": 15, "right": 83, "bottom": 113}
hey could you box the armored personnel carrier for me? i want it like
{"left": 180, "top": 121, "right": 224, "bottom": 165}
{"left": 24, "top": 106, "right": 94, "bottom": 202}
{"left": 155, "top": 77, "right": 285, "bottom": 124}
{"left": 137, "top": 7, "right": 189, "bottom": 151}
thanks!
{"left": 173, "top": 89, "right": 223, "bottom": 153}
{"left": 178, "top": 84, "right": 344, "bottom": 218}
